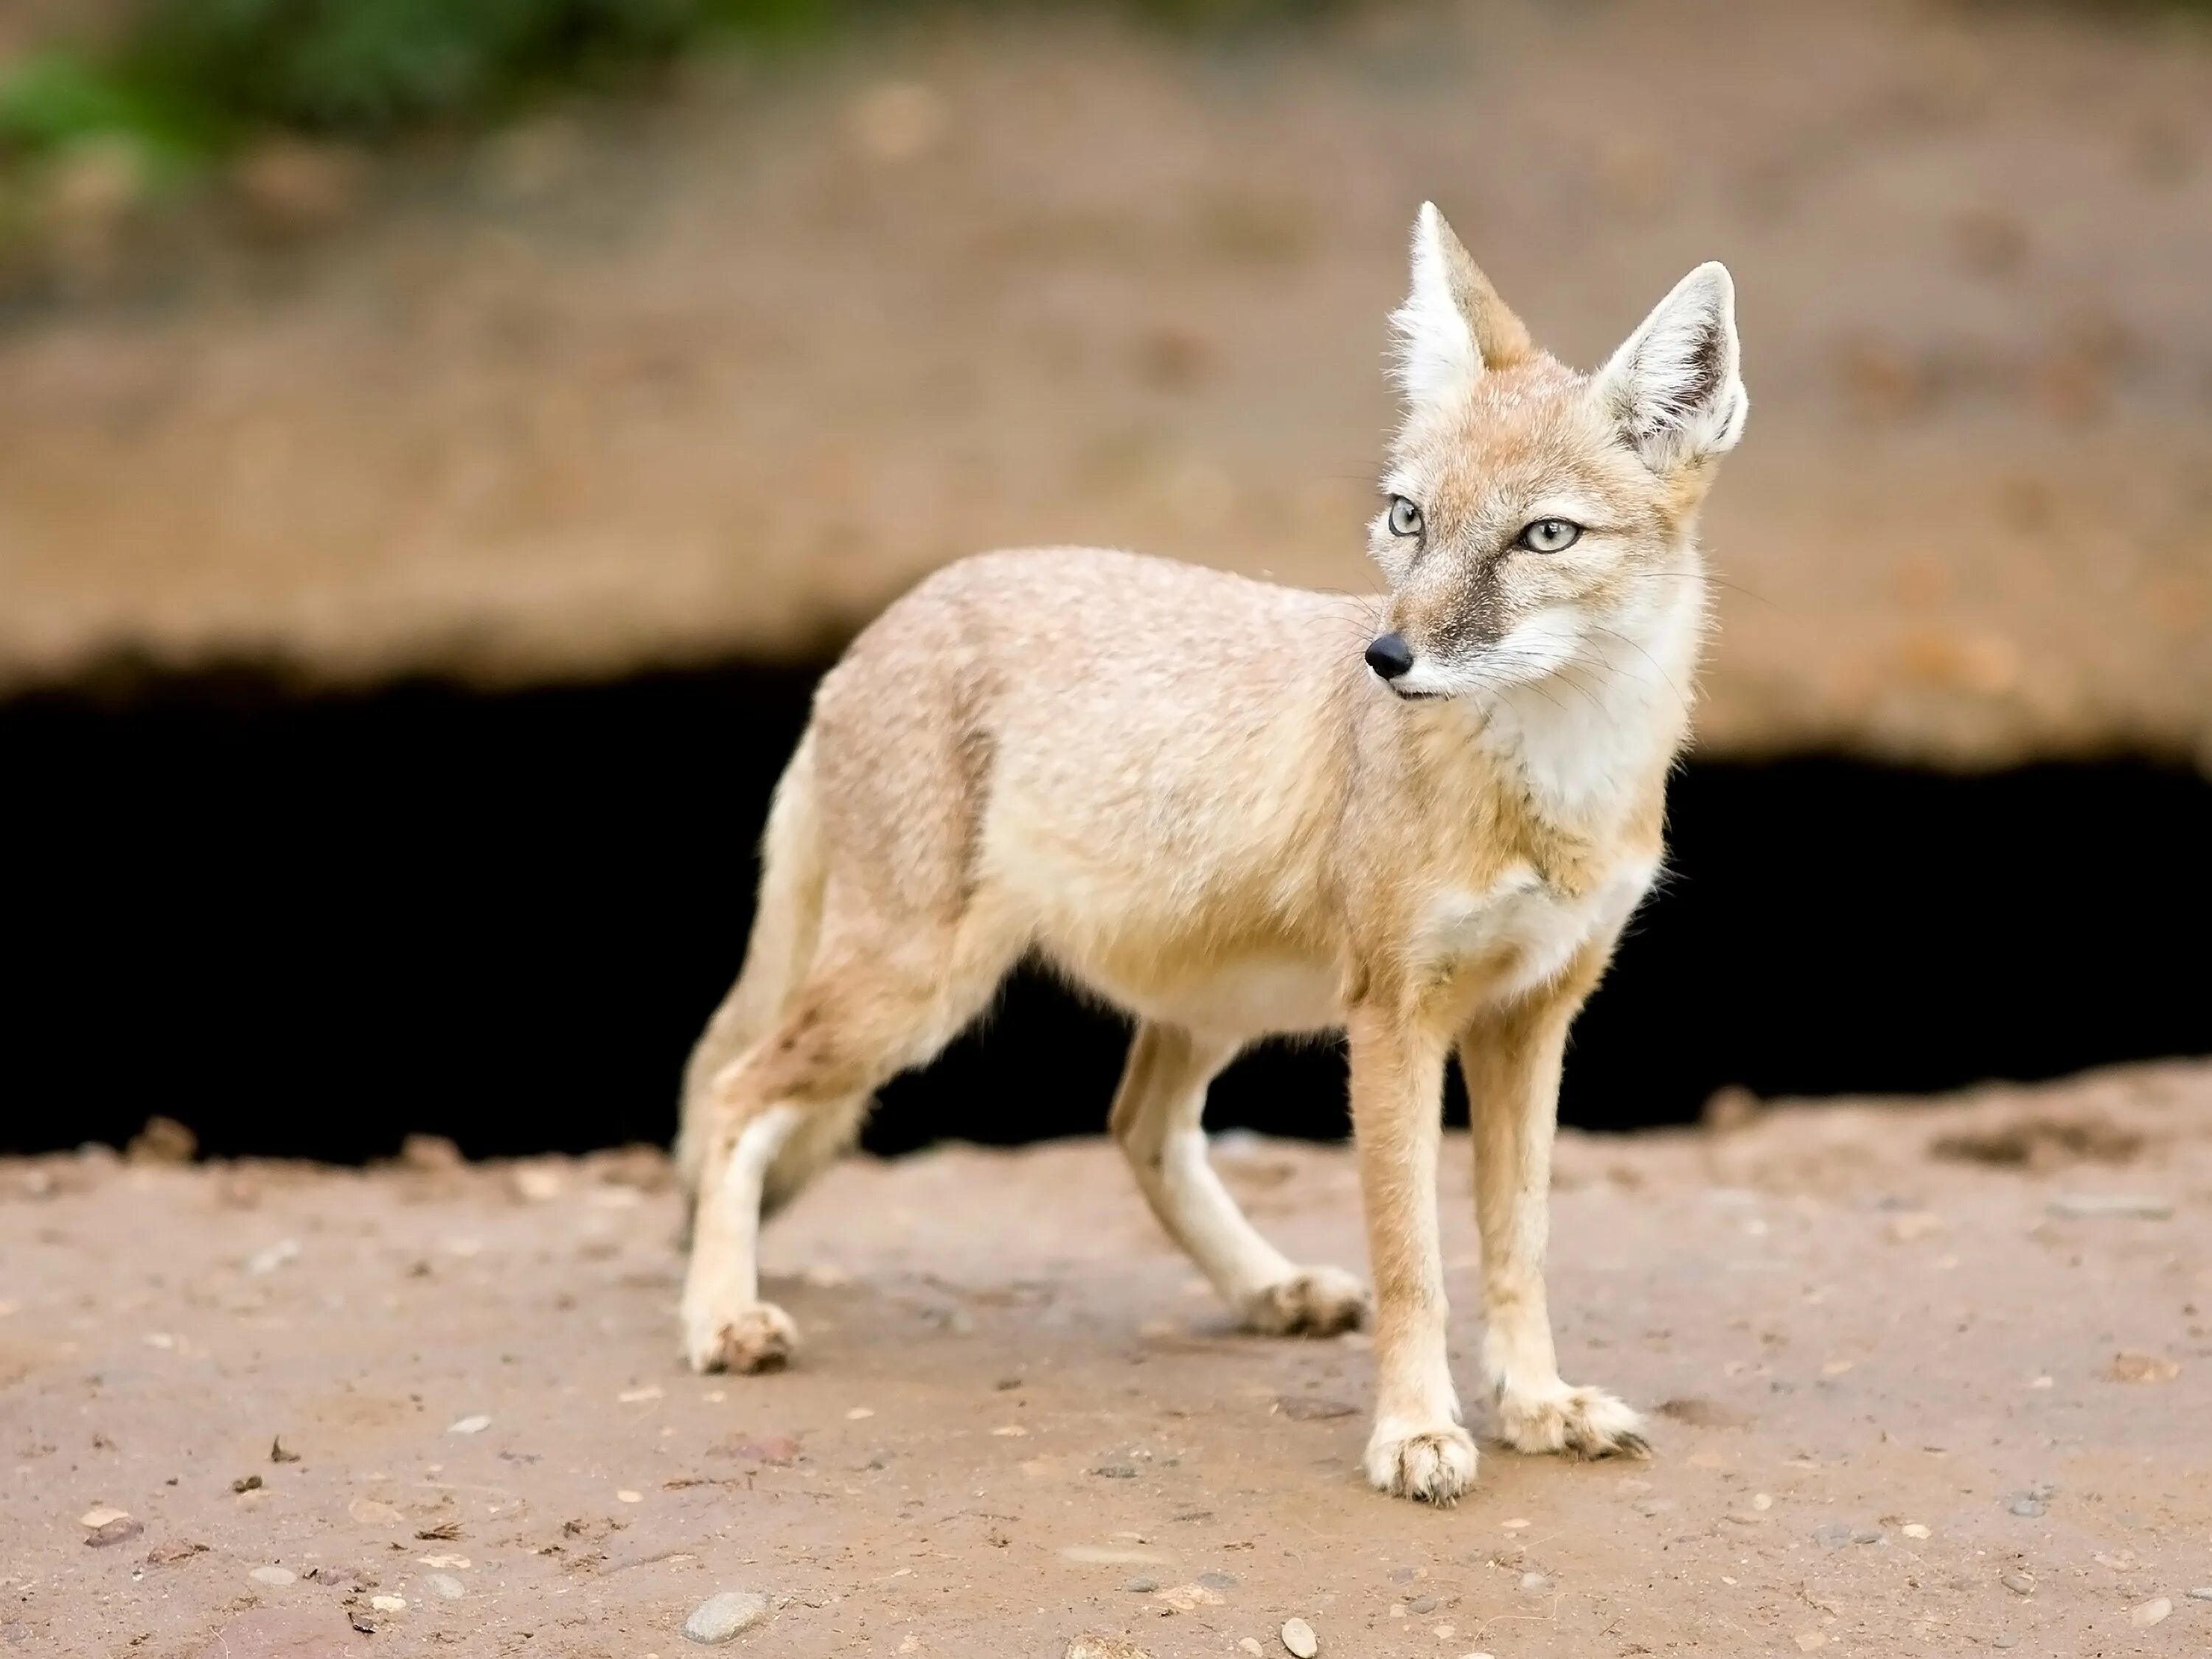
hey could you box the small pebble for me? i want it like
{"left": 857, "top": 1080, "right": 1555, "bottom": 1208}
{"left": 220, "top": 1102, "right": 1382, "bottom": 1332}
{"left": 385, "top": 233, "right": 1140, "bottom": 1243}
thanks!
{"left": 2131, "top": 1597, "right": 2172, "bottom": 1629}
{"left": 1519, "top": 1572, "right": 1551, "bottom": 1593}
{"left": 846, "top": 1406, "right": 875, "bottom": 1420}
{"left": 82, "top": 1513, "right": 144, "bottom": 1548}
{"left": 2008, "top": 1498, "right": 2045, "bottom": 1518}
{"left": 1065, "top": 1638, "right": 1150, "bottom": 1659}
{"left": 2001, "top": 1572, "right": 2035, "bottom": 1596}
{"left": 2188, "top": 1587, "right": 2212, "bottom": 1602}
{"left": 1281, "top": 1617, "right": 1318, "bottom": 1658}
{"left": 1902, "top": 1523, "right": 1930, "bottom": 1540}
{"left": 370, "top": 1595, "right": 406, "bottom": 1613}
{"left": 248, "top": 1565, "right": 295, "bottom": 1587}
{"left": 1408, "top": 1595, "right": 1437, "bottom": 1615}
{"left": 1159, "top": 1583, "right": 1222, "bottom": 1612}
{"left": 1240, "top": 1641, "right": 1265, "bottom": 1658}
{"left": 617, "top": 1489, "right": 644, "bottom": 1504}
{"left": 1124, "top": 1577, "right": 1158, "bottom": 1594}
{"left": 244, "top": 1239, "right": 301, "bottom": 1275}
{"left": 427, "top": 1573, "right": 465, "bottom": 1600}
{"left": 1197, "top": 1571, "right": 1238, "bottom": 1590}
{"left": 1992, "top": 1640, "right": 2017, "bottom": 1652}
{"left": 447, "top": 1414, "right": 491, "bottom": 1436}
{"left": 684, "top": 1590, "right": 769, "bottom": 1644}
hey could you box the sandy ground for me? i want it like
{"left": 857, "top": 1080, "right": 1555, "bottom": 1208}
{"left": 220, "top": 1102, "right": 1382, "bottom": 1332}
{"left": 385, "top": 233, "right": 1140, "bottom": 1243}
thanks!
{"left": 0, "top": 1, "right": 2209, "bottom": 771}
{"left": 4, "top": 1062, "right": 2209, "bottom": 1656}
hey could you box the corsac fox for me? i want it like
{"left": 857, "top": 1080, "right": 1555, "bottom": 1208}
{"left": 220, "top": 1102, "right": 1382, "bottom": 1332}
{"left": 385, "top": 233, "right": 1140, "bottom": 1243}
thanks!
{"left": 675, "top": 203, "right": 1745, "bottom": 1503}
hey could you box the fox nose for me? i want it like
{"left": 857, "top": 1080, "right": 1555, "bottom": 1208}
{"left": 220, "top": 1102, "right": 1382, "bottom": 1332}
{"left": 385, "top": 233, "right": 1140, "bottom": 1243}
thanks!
{"left": 1365, "top": 632, "right": 1415, "bottom": 681}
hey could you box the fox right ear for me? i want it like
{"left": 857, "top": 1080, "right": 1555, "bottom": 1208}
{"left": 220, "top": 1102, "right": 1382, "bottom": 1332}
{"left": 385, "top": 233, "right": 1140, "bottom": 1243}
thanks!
{"left": 1391, "top": 203, "right": 1532, "bottom": 406}
{"left": 1593, "top": 262, "right": 1747, "bottom": 472}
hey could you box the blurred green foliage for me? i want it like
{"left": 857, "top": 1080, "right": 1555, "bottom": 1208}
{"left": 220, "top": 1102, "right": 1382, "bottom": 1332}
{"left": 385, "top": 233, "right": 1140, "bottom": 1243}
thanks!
{"left": 0, "top": 0, "right": 832, "bottom": 170}
{"left": 0, "top": 0, "right": 1329, "bottom": 176}
{"left": 0, "top": 52, "right": 209, "bottom": 163}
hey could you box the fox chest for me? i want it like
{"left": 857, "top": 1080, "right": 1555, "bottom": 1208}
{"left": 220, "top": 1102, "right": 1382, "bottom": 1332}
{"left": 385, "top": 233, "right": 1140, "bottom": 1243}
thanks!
{"left": 1416, "top": 858, "right": 1656, "bottom": 1000}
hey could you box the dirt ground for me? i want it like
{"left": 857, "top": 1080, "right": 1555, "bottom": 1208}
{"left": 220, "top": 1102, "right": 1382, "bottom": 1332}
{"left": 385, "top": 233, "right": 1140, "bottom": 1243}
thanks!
{"left": 4, "top": 1062, "right": 2208, "bottom": 1658}
{"left": 1, "top": 1, "right": 2209, "bottom": 771}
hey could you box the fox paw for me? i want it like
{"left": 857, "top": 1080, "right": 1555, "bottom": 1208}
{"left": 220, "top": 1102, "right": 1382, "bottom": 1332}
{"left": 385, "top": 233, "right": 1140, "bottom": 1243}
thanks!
{"left": 684, "top": 1301, "right": 799, "bottom": 1375}
{"left": 1243, "top": 1267, "right": 1370, "bottom": 1337}
{"left": 1497, "top": 1385, "right": 1648, "bottom": 1459}
{"left": 1364, "top": 1419, "right": 1479, "bottom": 1504}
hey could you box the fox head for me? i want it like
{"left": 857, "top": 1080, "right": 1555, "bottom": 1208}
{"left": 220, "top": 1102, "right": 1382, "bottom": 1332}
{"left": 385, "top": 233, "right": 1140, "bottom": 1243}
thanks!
{"left": 1363, "top": 203, "right": 1745, "bottom": 703}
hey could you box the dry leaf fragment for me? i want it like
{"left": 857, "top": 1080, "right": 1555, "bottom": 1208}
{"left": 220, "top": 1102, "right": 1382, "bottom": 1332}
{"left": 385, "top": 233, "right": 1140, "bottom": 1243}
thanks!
{"left": 2108, "top": 1351, "right": 2180, "bottom": 1384}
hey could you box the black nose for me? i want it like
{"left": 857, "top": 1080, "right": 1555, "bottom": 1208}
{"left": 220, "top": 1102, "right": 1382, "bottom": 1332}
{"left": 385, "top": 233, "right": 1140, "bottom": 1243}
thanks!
{"left": 1365, "top": 632, "right": 1415, "bottom": 681}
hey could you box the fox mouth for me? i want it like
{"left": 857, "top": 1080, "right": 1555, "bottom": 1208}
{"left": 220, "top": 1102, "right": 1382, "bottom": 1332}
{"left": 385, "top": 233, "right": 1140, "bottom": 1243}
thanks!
{"left": 1391, "top": 686, "right": 1446, "bottom": 702}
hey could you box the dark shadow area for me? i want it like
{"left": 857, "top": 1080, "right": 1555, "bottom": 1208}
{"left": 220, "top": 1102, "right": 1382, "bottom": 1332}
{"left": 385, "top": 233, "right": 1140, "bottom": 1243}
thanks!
{"left": 3, "top": 662, "right": 2208, "bottom": 1161}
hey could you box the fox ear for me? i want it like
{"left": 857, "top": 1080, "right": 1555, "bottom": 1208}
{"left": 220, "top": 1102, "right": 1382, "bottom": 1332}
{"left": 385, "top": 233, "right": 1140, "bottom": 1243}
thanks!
{"left": 1391, "top": 202, "right": 1531, "bottom": 404}
{"left": 1593, "top": 262, "right": 1747, "bottom": 470}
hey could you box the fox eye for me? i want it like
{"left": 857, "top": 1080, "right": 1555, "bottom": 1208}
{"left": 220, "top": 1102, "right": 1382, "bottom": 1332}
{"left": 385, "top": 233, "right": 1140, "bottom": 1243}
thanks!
{"left": 1514, "top": 518, "right": 1582, "bottom": 554}
{"left": 1387, "top": 496, "right": 1424, "bottom": 538}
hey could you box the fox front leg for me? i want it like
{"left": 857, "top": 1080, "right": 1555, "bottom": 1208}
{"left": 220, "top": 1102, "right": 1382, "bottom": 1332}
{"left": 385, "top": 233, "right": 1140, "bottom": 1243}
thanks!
{"left": 1348, "top": 1006, "right": 1476, "bottom": 1503}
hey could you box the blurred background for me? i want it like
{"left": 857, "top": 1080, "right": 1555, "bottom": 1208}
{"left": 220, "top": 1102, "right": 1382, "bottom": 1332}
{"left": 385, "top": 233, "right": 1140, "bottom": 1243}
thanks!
{"left": 1, "top": 0, "right": 2208, "bottom": 1160}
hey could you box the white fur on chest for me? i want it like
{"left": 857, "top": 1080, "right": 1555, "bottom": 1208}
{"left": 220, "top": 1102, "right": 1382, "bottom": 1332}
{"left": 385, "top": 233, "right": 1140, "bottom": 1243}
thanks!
{"left": 1418, "top": 858, "right": 1656, "bottom": 998}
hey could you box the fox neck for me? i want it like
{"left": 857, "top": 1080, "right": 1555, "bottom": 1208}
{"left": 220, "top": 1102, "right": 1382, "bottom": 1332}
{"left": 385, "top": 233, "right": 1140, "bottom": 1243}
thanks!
{"left": 1472, "top": 565, "right": 1706, "bottom": 830}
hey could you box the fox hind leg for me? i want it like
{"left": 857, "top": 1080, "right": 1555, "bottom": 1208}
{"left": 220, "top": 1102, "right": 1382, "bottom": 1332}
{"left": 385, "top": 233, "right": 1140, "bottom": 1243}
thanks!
{"left": 681, "top": 911, "right": 1016, "bottom": 1374}
{"left": 1110, "top": 1021, "right": 1368, "bottom": 1337}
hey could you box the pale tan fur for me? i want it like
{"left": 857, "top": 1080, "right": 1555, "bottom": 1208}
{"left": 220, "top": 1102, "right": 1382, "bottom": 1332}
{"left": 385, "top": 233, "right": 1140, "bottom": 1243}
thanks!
{"left": 676, "top": 204, "right": 1746, "bottom": 1503}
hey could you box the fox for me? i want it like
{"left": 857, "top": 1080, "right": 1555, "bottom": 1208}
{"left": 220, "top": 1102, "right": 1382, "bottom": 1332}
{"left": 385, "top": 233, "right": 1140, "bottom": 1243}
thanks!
{"left": 673, "top": 202, "right": 1745, "bottom": 1504}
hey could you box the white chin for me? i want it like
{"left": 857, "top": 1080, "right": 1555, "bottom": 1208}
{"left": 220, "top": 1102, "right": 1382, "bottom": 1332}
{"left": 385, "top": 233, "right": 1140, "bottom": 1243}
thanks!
{"left": 1385, "top": 664, "right": 1454, "bottom": 700}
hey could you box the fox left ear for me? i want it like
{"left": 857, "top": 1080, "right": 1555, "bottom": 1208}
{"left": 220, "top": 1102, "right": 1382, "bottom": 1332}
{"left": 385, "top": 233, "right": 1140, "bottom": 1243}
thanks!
{"left": 1593, "top": 262, "right": 1747, "bottom": 471}
{"left": 1391, "top": 202, "right": 1533, "bottom": 406}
